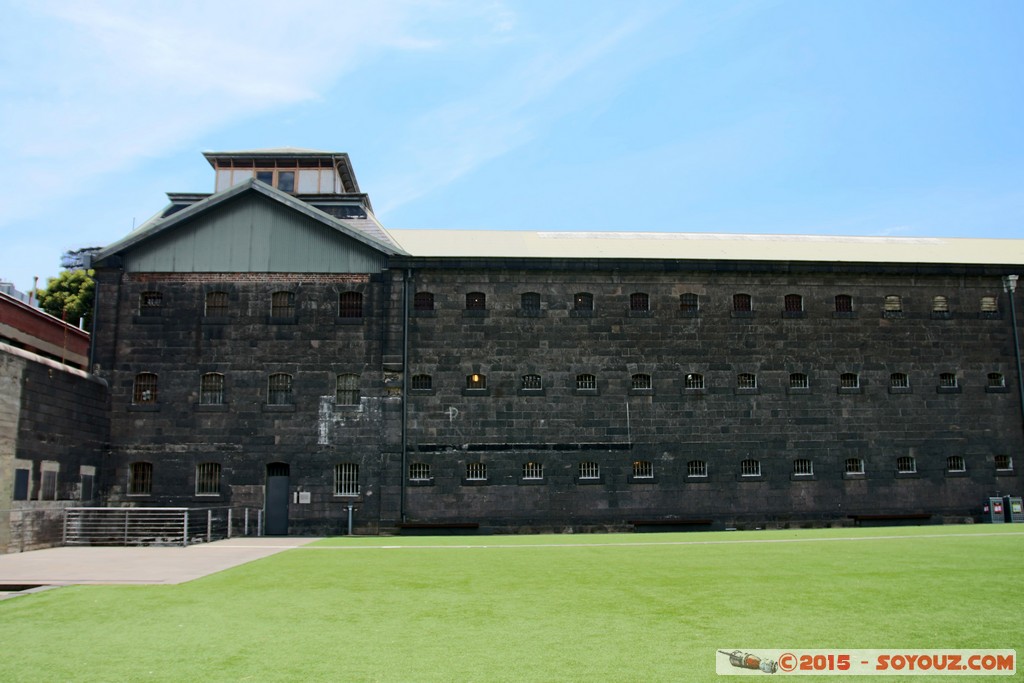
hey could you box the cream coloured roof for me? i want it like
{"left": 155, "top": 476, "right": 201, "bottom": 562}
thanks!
{"left": 387, "top": 229, "right": 1024, "bottom": 266}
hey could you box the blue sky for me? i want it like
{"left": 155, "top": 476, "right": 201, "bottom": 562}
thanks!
{"left": 2, "top": 0, "right": 1022, "bottom": 292}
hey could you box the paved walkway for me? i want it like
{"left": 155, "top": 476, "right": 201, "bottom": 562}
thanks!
{"left": 0, "top": 537, "right": 319, "bottom": 590}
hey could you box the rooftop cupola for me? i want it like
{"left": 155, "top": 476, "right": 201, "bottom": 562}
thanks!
{"left": 203, "top": 148, "right": 361, "bottom": 195}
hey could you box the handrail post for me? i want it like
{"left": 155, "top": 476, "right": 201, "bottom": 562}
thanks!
{"left": 183, "top": 510, "right": 189, "bottom": 547}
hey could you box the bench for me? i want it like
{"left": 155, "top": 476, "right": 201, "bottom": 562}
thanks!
{"left": 397, "top": 522, "right": 480, "bottom": 536}
{"left": 630, "top": 519, "right": 713, "bottom": 532}
{"left": 849, "top": 513, "right": 932, "bottom": 527}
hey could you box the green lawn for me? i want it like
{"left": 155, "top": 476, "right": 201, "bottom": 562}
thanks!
{"left": 1, "top": 525, "right": 1021, "bottom": 682}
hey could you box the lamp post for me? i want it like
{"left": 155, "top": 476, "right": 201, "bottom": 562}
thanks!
{"left": 1002, "top": 275, "right": 1024, "bottom": 440}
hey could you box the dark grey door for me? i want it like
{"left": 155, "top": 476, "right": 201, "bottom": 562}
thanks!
{"left": 265, "top": 462, "right": 290, "bottom": 535}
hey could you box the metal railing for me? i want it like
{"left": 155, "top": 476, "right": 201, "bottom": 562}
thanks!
{"left": 62, "top": 507, "right": 262, "bottom": 547}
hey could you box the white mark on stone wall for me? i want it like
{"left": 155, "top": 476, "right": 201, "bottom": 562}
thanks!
{"left": 447, "top": 406, "right": 459, "bottom": 422}
{"left": 318, "top": 396, "right": 334, "bottom": 445}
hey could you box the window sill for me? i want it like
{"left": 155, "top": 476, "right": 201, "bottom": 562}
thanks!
{"left": 574, "top": 388, "right": 599, "bottom": 396}
{"left": 832, "top": 311, "right": 857, "bottom": 319}
{"left": 627, "top": 310, "right": 653, "bottom": 318}
{"left": 843, "top": 472, "right": 866, "bottom": 480}
{"left": 894, "top": 471, "right": 919, "bottom": 479}
{"left": 979, "top": 312, "right": 1003, "bottom": 320}
{"left": 195, "top": 493, "right": 222, "bottom": 498}
{"left": 790, "top": 473, "right": 816, "bottom": 481}
{"left": 408, "top": 479, "right": 435, "bottom": 487}
{"left": 628, "top": 475, "right": 658, "bottom": 484}
{"left": 944, "top": 470, "right": 968, "bottom": 478}
{"left": 786, "top": 387, "right": 811, "bottom": 395}
{"left": 128, "top": 404, "right": 160, "bottom": 412}
{"left": 629, "top": 388, "right": 654, "bottom": 396}
{"left": 936, "top": 386, "right": 962, "bottom": 394}
{"left": 995, "top": 469, "right": 1016, "bottom": 477}
{"left": 677, "top": 310, "right": 700, "bottom": 318}
{"left": 986, "top": 386, "right": 1009, "bottom": 394}
{"left": 931, "top": 311, "right": 953, "bottom": 320}
{"left": 734, "top": 387, "right": 759, "bottom": 395}
{"left": 575, "top": 477, "right": 604, "bottom": 485}
{"left": 333, "top": 403, "right": 361, "bottom": 411}
{"left": 411, "top": 309, "right": 436, "bottom": 318}
{"left": 683, "top": 388, "right": 707, "bottom": 396}
{"left": 461, "top": 478, "right": 489, "bottom": 487}
{"left": 194, "top": 404, "right": 228, "bottom": 412}
{"left": 685, "top": 475, "right": 709, "bottom": 483}
{"left": 736, "top": 474, "right": 765, "bottom": 482}
{"left": 782, "top": 310, "right": 806, "bottom": 319}
{"left": 410, "top": 388, "right": 436, "bottom": 396}
{"left": 837, "top": 387, "right": 863, "bottom": 395}
{"left": 335, "top": 317, "right": 364, "bottom": 325}
{"left": 263, "top": 404, "right": 296, "bottom": 412}
{"left": 518, "top": 478, "right": 546, "bottom": 486}
{"left": 888, "top": 387, "right": 913, "bottom": 395}
{"left": 461, "top": 388, "right": 491, "bottom": 397}
{"left": 517, "top": 309, "right": 543, "bottom": 318}
{"left": 462, "top": 310, "right": 488, "bottom": 318}
{"left": 569, "top": 309, "right": 594, "bottom": 318}
{"left": 731, "top": 310, "right": 754, "bottom": 319}
{"left": 517, "top": 388, "right": 545, "bottom": 396}
{"left": 882, "top": 311, "right": 903, "bottom": 319}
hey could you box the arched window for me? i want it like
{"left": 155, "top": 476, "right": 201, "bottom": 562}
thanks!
{"left": 629, "top": 292, "right": 649, "bottom": 312}
{"left": 932, "top": 295, "right": 949, "bottom": 313}
{"left": 733, "top": 293, "right": 752, "bottom": 312}
{"left": 740, "top": 459, "right": 761, "bottom": 477}
{"left": 789, "top": 373, "right": 809, "bottom": 389}
{"left": 466, "top": 292, "right": 486, "bottom": 310}
{"left": 133, "top": 373, "right": 158, "bottom": 404}
{"left": 840, "top": 372, "right": 860, "bottom": 389}
{"left": 684, "top": 373, "right": 705, "bottom": 390}
{"left": 632, "top": 460, "right": 654, "bottom": 479}
{"left": 845, "top": 458, "right": 865, "bottom": 474}
{"left": 896, "top": 456, "right": 916, "bottom": 474}
{"left": 737, "top": 373, "right": 757, "bottom": 389}
{"left": 890, "top": 372, "right": 909, "bottom": 389}
{"left": 631, "top": 373, "right": 652, "bottom": 390}
{"left": 576, "top": 373, "right": 597, "bottom": 390}
{"left": 521, "top": 374, "right": 542, "bottom": 390}
{"left": 784, "top": 294, "right": 803, "bottom": 312}
{"left": 466, "top": 373, "right": 486, "bottom": 390}
{"left": 884, "top": 295, "right": 903, "bottom": 313}
{"left": 835, "top": 294, "right": 853, "bottom": 312}
{"left": 687, "top": 460, "right": 707, "bottom": 477}
{"left": 573, "top": 292, "right": 593, "bottom": 311}
{"left": 268, "top": 373, "right": 293, "bottom": 405}
{"left": 199, "top": 373, "right": 225, "bottom": 405}
{"left": 414, "top": 291, "right": 434, "bottom": 311}
{"left": 679, "top": 292, "right": 699, "bottom": 313}
{"left": 520, "top": 292, "right": 541, "bottom": 312}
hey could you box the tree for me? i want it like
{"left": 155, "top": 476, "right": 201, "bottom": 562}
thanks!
{"left": 36, "top": 269, "right": 95, "bottom": 329}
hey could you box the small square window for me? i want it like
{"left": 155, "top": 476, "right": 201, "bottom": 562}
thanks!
{"left": 409, "top": 462, "right": 431, "bottom": 481}
{"left": 884, "top": 295, "right": 903, "bottom": 314}
{"left": 631, "top": 373, "right": 652, "bottom": 390}
{"left": 840, "top": 372, "right": 859, "bottom": 389}
{"left": 576, "top": 373, "right": 597, "bottom": 390}
{"left": 339, "top": 291, "right": 363, "bottom": 318}
{"left": 522, "top": 462, "right": 544, "bottom": 480}
{"left": 980, "top": 296, "right": 999, "bottom": 314}
{"left": 521, "top": 374, "right": 542, "bottom": 390}
{"left": 632, "top": 460, "right": 654, "bottom": 479}
{"left": 466, "top": 292, "right": 486, "bottom": 310}
{"left": 932, "top": 295, "right": 949, "bottom": 313}
{"left": 277, "top": 171, "right": 295, "bottom": 193}
{"left": 687, "top": 460, "right": 707, "bottom": 477}
{"left": 271, "top": 291, "right": 295, "bottom": 318}
{"left": 140, "top": 291, "right": 163, "bottom": 316}
{"left": 196, "top": 462, "right": 221, "bottom": 495}
{"left": 835, "top": 294, "right": 853, "bottom": 313}
{"left": 466, "top": 373, "right": 486, "bottom": 390}
{"left": 939, "top": 372, "right": 958, "bottom": 388}
{"left": 199, "top": 373, "right": 225, "bottom": 405}
{"left": 789, "top": 373, "right": 809, "bottom": 389}
{"left": 740, "top": 459, "right": 761, "bottom": 477}
{"left": 574, "top": 292, "right": 593, "bottom": 311}
{"left": 466, "top": 462, "right": 487, "bottom": 481}
{"left": 988, "top": 372, "right": 1005, "bottom": 388}
{"left": 685, "top": 373, "right": 705, "bottom": 390}
{"left": 733, "top": 293, "right": 752, "bottom": 312}
{"left": 630, "top": 292, "right": 650, "bottom": 312}
{"left": 784, "top": 294, "right": 803, "bottom": 312}
{"left": 414, "top": 292, "right": 435, "bottom": 311}
{"left": 845, "top": 458, "right": 865, "bottom": 474}
{"left": 129, "top": 462, "right": 153, "bottom": 495}
{"left": 133, "top": 373, "right": 158, "bottom": 404}
{"left": 896, "top": 456, "right": 916, "bottom": 474}
{"left": 890, "top": 373, "right": 910, "bottom": 389}
{"left": 947, "top": 456, "right": 966, "bottom": 473}
{"left": 737, "top": 373, "right": 757, "bottom": 389}
{"left": 521, "top": 292, "right": 541, "bottom": 312}
{"left": 335, "top": 463, "right": 359, "bottom": 496}
{"left": 411, "top": 374, "right": 433, "bottom": 391}
{"left": 204, "top": 291, "right": 229, "bottom": 316}
{"left": 995, "top": 454, "right": 1013, "bottom": 471}
{"left": 793, "top": 459, "right": 813, "bottom": 476}
{"left": 336, "top": 374, "right": 359, "bottom": 405}
{"left": 680, "top": 293, "right": 699, "bottom": 313}
{"left": 578, "top": 461, "right": 600, "bottom": 480}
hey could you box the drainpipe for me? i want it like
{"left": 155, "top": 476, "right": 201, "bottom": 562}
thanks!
{"left": 1002, "top": 275, "right": 1024, "bottom": 442}
{"left": 400, "top": 268, "right": 410, "bottom": 523}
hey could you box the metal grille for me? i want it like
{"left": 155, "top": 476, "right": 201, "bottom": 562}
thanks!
{"left": 939, "top": 372, "right": 958, "bottom": 388}
{"left": 790, "top": 373, "right": 808, "bottom": 389}
{"left": 632, "top": 461, "right": 654, "bottom": 479}
{"left": 630, "top": 292, "right": 649, "bottom": 311}
{"left": 339, "top": 291, "right": 363, "bottom": 318}
{"left": 687, "top": 460, "right": 707, "bottom": 477}
{"left": 466, "top": 373, "right": 486, "bottom": 389}
{"left": 466, "top": 462, "right": 487, "bottom": 481}
{"left": 521, "top": 292, "right": 541, "bottom": 311}
{"left": 733, "top": 293, "right": 751, "bottom": 312}
{"left": 947, "top": 456, "right": 965, "bottom": 472}
{"left": 139, "top": 291, "right": 163, "bottom": 316}
{"left": 890, "top": 373, "right": 909, "bottom": 389}
{"left": 336, "top": 374, "right": 360, "bottom": 405}
{"left": 195, "top": 462, "right": 221, "bottom": 495}
{"left": 335, "top": 463, "right": 359, "bottom": 496}
{"left": 988, "top": 372, "right": 1005, "bottom": 388}
{"left": 465, "top": 292, "right": 486, "bottom": 310}
{"left": 840, "top": 372, "right": 859, "bottom": 389}
{"left": 414, "top": 291, "right": 434, "bottom": 311}
{"left": 205, "top": 291, "right": 229, "bottom": 316}
{"left": 576, "top": 374, "right": 596, "bottom": 390}
{"left": 411, "top": 374, "right": 432, "bottom": 390}
{"left": 995, "top": 455, "right": 1012, "bottom": 470}
{"left": 737, "top": 373, "right": 757, "bottom": 389}
{"left": 845, "top": 458, "right": 864, "bottom": 474}
{"left": 268, "top": 373, "right": 293, "bottom": 405}
{"left": 680, "top": 292, "right": 698, "bottom": 312}
{"left": 835, "top": 294, "right": 853, "bottom": 312}
{"left": 409, "top": 462, "right": 431, "bottom": 481}
{"left": 271, "top": 291, "right": 295, "bottom": 317}
{"left": 896, "top": 456, "right": 916, "bottom": 473}
{"left": 133, "top": 373, "right": 158, "bottom": 404}
{"left": 199, "top": 373, "right": 225, "bottom": 404}
{"left": 740, "top": 459, "right": 761, "bottom": 477}
{"left": 128, "top": 462, "right": 153, "bottom": 495}
{"left": 521, "top": 374, "right": 542, "bottom": 390}
{"left": 578, "top": 461, "right": 600, "bottom": 479}
{"left": 685, "top": 373, "right": 704, "bottom": 390}
{"left": 631, "top": 373, "right": 652, "bottom": 390}
{"left": 793, "top": 459, "right": 813, "bottom": 475}
{"left": 784, "top": 294, "right": 803, "bottom": 312}
{"left": 522, "top": 462, "right": 544, "bottom": 480}
{"left": 573, "top": 292, "right": 593, "bottom": 311}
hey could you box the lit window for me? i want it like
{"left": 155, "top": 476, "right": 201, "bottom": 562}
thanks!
{"left": 733, "top": 293, "right": 752, "bottom": 312}
{"left": 578, "top": 462, "right": 600, "bottom": 480}
{"left": 835, "top": 294, "right": 853, "bottom": 312}
{"left": 414, "top": 292, "right": 434, "bottom": 311}
{"left": 737, "top": 373, "right": 757, "bottom": 389}
{"left": 521, "top": 374, "right": 542, "bottom": 390}
{"left": 129, "top": 462, "right": 153, "bottom": 495}
{"left": 409, "top": 462, "right": 431, "bottom": 481}
{"left": 685, "top": 373, "right": 705, "bottom": 390}
{"left": 336, "top": 374, "right": 359, "bottom": 405}
{"left": 932, "top": 296, "right": 949, "bottom": 313}
{"left": 576, "top": 373, "right": 597, "bottom": 390}
{"left": 939, "top": 372, "right": 958, "bottom": 388}
{"left": 196, "top": 462, "right": 221, "bottom": 495}
{"left": 784, "top": 294, "right": 803, "bottom": 312}
{"left": 573, "top": 292, "right": 593, "bottom": 311}
{"left": 995, "top": 455, "right": 1012, "bottom": 471}
{"left": 632, "top": 460, "right": 654, "bottom": 479}
{"left": 334, "top": 463, "right": 359, "bottom": 496}
{"left": 271, "top": 291, "right": 295, "bottom": 318}
{"left": 740, "top": 459, "right": 761, "bottom": 477}
{"left": 466, "top": 373, "right": 486, "bottom": 390}
{"left": 845, "top": 458, "right": 865, "bottom": 474}
{"left": 988, "top": 372, "right": 1006, "bottom": 388}
{"left": 466, "top": 292, "right": 486, "bottom": 310}
{"left": 897, "top": 456, "right": 916, "bottom": 473}
{"left": 521, "top": 292, "right": 541, "bottom": 312}
{"left": 890, "top": 373, "right": 910, "bottom": 389}
{"left": 631, "top": 373, "right": 652, "bottom": 390}
{"left": 840, "top": 372, "right": 859, "bottom": 389}
{"left": 947, "top": 456, "right": 966, "bottom": 473}
{"left": 687, "top": 460, "right": 707, "bottom": 477}
{"left": 205, "top": 291, "right": 229, "bottom": 316}
{"left": 466, "top": 462, "right": 487, "bottom": 481}
{"left": 793, "top": 459, "right": 813, "bottom": 476}
{"left": 268, "top": 373, "right": 293, "bottom": 405}
{"left": 789, "top": 373, "right": 809, "bottom": 389}
{"left": 884, "top": 295, "right": 903, "bottom": 313}
{"left": 199, "top": 373, "right": 225, "bottom": 405}
{"left": 522, "top": 462, "right": 544, "bottom": 480}
{"left": 680, "top": 293, "right": 699, "bottom": 313}
{"left": 630, "top": 292, "right": 650, "bottom": 312}
{"left": 411, "top": 374, "right": 433, "bottom": 390}
{"left": 339, "top": 291, "right": 363, "bottom": 318}
{"left": 139, "top": 291, "right": 162, "bottom": 316}
{"left": 133, "top": 373, "right": 158, "bottom": 404}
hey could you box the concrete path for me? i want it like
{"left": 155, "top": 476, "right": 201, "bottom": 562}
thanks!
{"left": 0, "top": 537, "right": 320, "bottom": 590}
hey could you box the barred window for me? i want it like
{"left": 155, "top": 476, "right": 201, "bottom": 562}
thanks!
{"left": 199, "top": 373, "right": 225, "bottom": 405}
{"left": 687, "top": 460, "right": 707, "bottom": 477}
{"left": 195, "top": 462, "right": 221, "bottom": 495}
{"left": 845, "top": 458, "right": 865, "bottom": 474}
{"left": 411, "top": 374, "right": 433, "bottom": 390}
{"left": 271, "top": 291, "right": 295, "bottom": 318}
{"left": 632, "top": 460, "right": 654, "bottom": 479}
{"left": 578, "top": 461, "right": 600, "bottom": 479}
{"left": 995, "top": 454, "right": 1012, "bottom": 470}
{"left": 835, "top": 294, "right": 853, "bottom": 312}
{"left": 784, "top": 294, "right": 803, "bottom": 312}
{"left": 988, "top": 372, "right": 1005, "bottom": 388}
{"left": 740, "top": 459, "right": 761, "bottom": 477}
{"left": 409, "top": 462, "right": 431, "bottom": 481}
{"left": 932, "top": 295, "right": 949, "bottom": 313}
{"left": 630, "top": 292, "right": 649, "bottom": 311}
{"left": 685, "top": 373, "right": 705, "bottom": 390}
{"left": 789, "top": 373, "right": 809, "bottom": 389}
{"left": 733, "top": 293, "right": 752, "bottom": 312}
{"left": 521, "top": 292, "right": 541, "bottom": 312}
{"left": 336, "top": 374, "right": 359, "bottom": 405}
{"left": 631, "top": 373, "right": 652, "bottom": 390}
{"left": 884, "top": 295, "right": 903, "bottom": 313}
{"left": 128, "top": 462, "right": 153, "bottom": 495}
{"left": 466, "top": 292, "right": 486, "bottom": 310}
{"left": 947, "top": 456, "right": 966, "bottom": 473}
{"left": 268, "top": 373, "right": 293, "bottom": 405}
{"left": 573, "top": 292, "right": 593, "bottom": 311}
{"left": 980, "top": 296, "right": 999, "bottom": 313}
{"left": 890, "top": 372, "right": 910, "bottom": 389}
{"left": 897, "top": 456, "right": 916, "bottom": 474}
{"left": 576, "top": 373, "right": 597, "bottom": 390}
{"left": 133, "top": 373, "right": 158, "bottom": 404}
{"left": 522, "top": 462, "right": 544, "bottom": 480}
{"left": 466, "top": 462, "right": 487, "bottom": 481}
{"left": 680, "top": 292, "right": 699, "bottom": 312}
{"left": 521, "top": 374, "right": 542, "bottom": 390}
{"left": 205, "top": 291, "right": 229, "bottom": 316}
{"left": 737, "top": 373, "right": 757, "bottom": 389}
{"left": 939, "top": 372, "right": 958, "bottom": 388}
{"left": 334, "top": 463, "right": 359, "bottom": 496}
{"left": 466, "top": 373, "right": 486, "bottom": 390}
{"left": 793, "top": 459, "right": 813, "bottom": 476}
{"left": 339, "top": 291, "right": 363, "bottom": 318}
{"left": 414, "top": 291, "right": 434, "bottom": 311}
{"left": 840, "top": 372, "right": 859, "bottom": 389}
{"left": 139, "top": 291, "right": 162, "bottom": 316}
